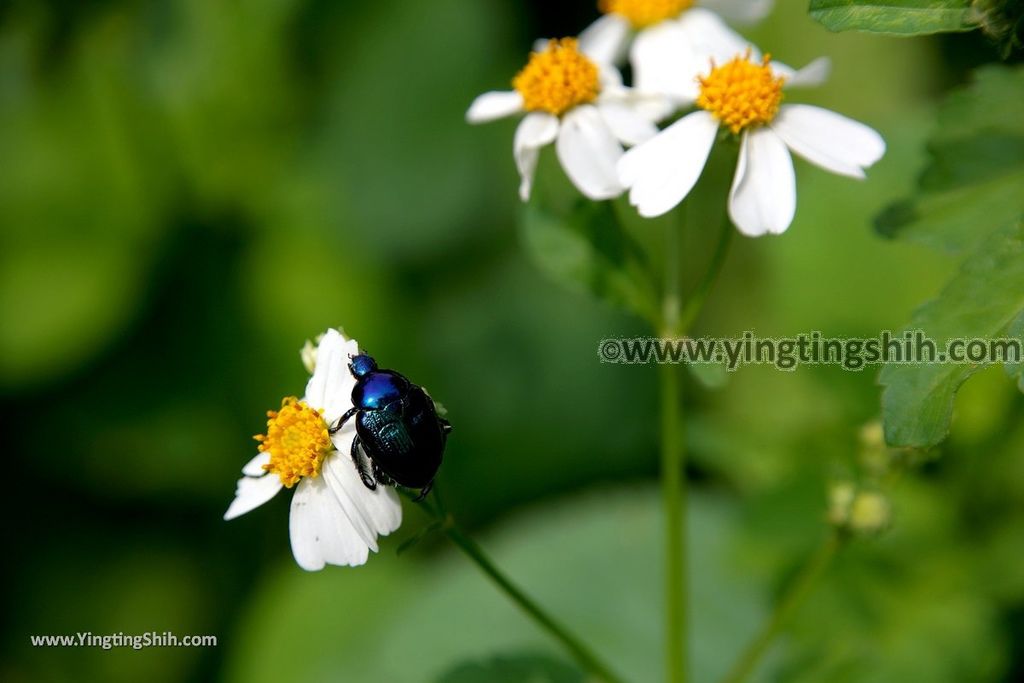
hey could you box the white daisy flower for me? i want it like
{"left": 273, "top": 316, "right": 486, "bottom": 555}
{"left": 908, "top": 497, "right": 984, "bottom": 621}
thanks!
{"left": 224, "top": 328, "right": 402, "bottom": 570}
{"left": 579, "top": 0, "right": 774, "bottom": 118}
{"left": 618, "top": 51, "right": 886, "bottom": 236}
{"left": 466, "top": 37, "right": 658, "bottom": 201}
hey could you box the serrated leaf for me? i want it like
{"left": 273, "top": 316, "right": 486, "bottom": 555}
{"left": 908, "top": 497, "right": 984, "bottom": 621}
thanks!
{"left": 880, "top": 220, "right": 1024, "bottom": 448}
{"left": 875, "top": 168, "right": 1024, "bottom": 251}
{"left": 520, "top": 199, "right": 659, "bottom": 321}
{"left": 876, "top": 65, "right": 1024, "bottom": 252}
{"left": 434, "top": 653, "right": 584, "bottom": 683}
{"left": 809, "top": 0, "right": 979, "bottom": 35}
{"left": 932, "top": 66, "right": 1024, "bottom": 138}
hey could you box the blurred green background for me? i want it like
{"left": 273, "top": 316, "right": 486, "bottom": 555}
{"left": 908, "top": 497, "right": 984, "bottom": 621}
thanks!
{"left": 2, "top": 0, "right": 1023, "bottom": 681}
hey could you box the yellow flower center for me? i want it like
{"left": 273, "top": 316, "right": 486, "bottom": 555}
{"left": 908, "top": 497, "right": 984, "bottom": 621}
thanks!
{"left": 697, "top": 52, "right": 786, "bottom": 134}
{"left": 600, "top": 0, "right": 695, "bottom": 28}
{"left": 255, "top": 397, "right": 333, "bottom": 488}
{"left": 513, "top": 38, "right": 601, "bottom": 116}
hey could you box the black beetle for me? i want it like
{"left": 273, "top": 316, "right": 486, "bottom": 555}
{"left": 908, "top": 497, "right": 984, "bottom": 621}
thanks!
{"left": 330, "top": 353, "right": 450, "bottom": 499}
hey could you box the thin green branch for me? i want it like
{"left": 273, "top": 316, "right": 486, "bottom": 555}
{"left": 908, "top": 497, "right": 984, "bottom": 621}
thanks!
{"left": 661, "top": 207, "right": 688, "bottom": 683}
{"left": 680, "top": 211, "right": 733, "bottom": 333}
{"left": 660, "top": 358, "right": 687, "bottom": 683}
{"left": 418, "top": 494, "right": 627, "bottom": 683}
{"left": 720, "top": 533, "right": 845, "bottom": 683}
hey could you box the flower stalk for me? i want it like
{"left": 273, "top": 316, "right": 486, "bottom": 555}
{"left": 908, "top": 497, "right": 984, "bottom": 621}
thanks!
{"left": 660, "top": 205, "right": 688, "bottom": 683}
{"left": 419, "top": 493, "right": 628, "bottom": 683}
{"left": 660, "top": 357, "right": 687, "bottom": 683}
{"left": 659, "top": 203, "right": 735, "bottom": 683}
{"left": 720, "top": 533, "right": 845, "bottom": 683}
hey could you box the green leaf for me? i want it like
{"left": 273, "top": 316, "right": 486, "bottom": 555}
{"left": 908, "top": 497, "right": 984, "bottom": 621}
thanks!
{"left": 434, "top": 654, "right": 584, "bottom": 683}
{"left": 876, "top": 65, "right": 1024, "bottom": 252}
{"left": 808, "top": 0, "right": 980, "bottom": 35}
{"left": 880, "top": 220, "right": 1024, "bottom": 448}
{"left": 520, "top": 199, "right": 659, "bottom": 322}
{"left": 1001, "top": 310, "right": 1024, "bottom": 391}
{"left": 875, "top": 167, "right": 1024, "bottom": 252}
{"left": 876, "top": 65, "right": 1024, "bottom": 448}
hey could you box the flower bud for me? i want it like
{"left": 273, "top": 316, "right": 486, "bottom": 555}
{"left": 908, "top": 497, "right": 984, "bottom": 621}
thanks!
{"left": 827, "top": 482, "right": 856, "bottom": 527}
{"left": 849, "top": 491, "right": 891, "bottom": 534}
{"left": 300, "top": 339, "right": 318, "bottom": 374}
{"left": 858, "top": 420, "right": 885, "bottom": 450}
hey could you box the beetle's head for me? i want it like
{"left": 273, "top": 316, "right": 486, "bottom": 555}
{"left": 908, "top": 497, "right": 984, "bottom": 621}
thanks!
{"left": 349, "top": 353, "right": 377, "bottom": 378}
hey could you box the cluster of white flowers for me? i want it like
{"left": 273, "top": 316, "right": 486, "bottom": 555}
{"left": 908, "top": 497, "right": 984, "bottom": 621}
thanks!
{"left": 467, "top": 0, "right": 885, "bottom": 236}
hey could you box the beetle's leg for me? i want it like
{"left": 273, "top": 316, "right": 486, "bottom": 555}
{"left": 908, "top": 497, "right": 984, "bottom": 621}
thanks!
{"left": 329, "top": 407, "right": 359, "bottom": 435}
{"left": 371, "top": 462, "right": 396, "bottom": 488}
{"left": 350, "top": 435, "right": 377, "bottom": 490}
{"left": 440, "top": 418, "right": 453, "bottom": 435}
{"left": 413, "top": 480, "right": 433, "bottom": 502}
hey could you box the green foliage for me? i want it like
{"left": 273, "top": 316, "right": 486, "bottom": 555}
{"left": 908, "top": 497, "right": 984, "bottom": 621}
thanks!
{"left": 808, "top": 0, "right": 980, "bottom": 35}
{"left": 434, "top": 654, "right": 584, "bottom": 683}
{"left": 225, "top": 492, "right": 768, "bottom": 683}
{"left": 4, "top": 1, "right": 1024, "bottom": 682}
{"left": 688, "top": 360, "right": 730, "bottom": 390}
{"left": 880, "top": 221, "right": 1024, "bottom": 447}
{"left": 974, "top": 0, "right": 1024, "bottom": 54}
{"left": 876, "top": 66, "right": 1024, "bottom": 252}
{"left": 876, "top": 65, "right": 1024, "bottom": 448}
{"left": 0, "top": 14, "right": 170, "bottom": 388}
{"left": 520, "top": 190, "right": 659, "bottom": 323}
{"left": 227, "top": 481, "right": 1022, "bottom": 683}
{"left": 1002, "top": 311, "right": 1024, "bottom": 390}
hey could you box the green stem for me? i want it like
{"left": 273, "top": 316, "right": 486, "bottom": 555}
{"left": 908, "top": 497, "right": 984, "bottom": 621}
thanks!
{"left": 660, "top": 355, "right": 686, "bottom": 683}
{"left": 659, "top": 206, "right": 733, "bottom": 682}
{"left": 661, "top": 208, "right": 687, "bottom": 683}
{"left": 680, "top": 211, "right": 733, "bottom": 333}
{"left": 720, "top": 534, "right": 845, "bottom": 683}
{"left": 415, "top": 493, "right": 625, "bottom": 683}
{"left": 443, "top": 524, "right": 628, "bottom": 683}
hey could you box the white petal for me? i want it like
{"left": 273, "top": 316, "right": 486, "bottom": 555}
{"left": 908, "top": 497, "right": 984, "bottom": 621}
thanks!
{"left": 676, "top": 9, "right": 755, "bottom": 63}
{"left": 514, "top": 112, "right": 559, "bottom": 201}
{"left": 324, "top": 450, "right": 403, "bottom": 538}
{"left": 241, "top": 452, "right": 271, "bottom": 476}
{"left": 774, "top": 57, "right": 831, "bottom": 88}
{"left": 315, "top": 446, "right": 376, "bottom": 550}
{"left": 597, "top": 101, "right": 658, "bottom": 147}
{"left": 599, "top": 64, "right": 625, "bottom": 91}
{"left": 303, "top": 329, "right": 359, "bottom": 424}
{"left": 619, "top": 110, "right": 719, "bottom": 218}
{"left": 223, "top": 473, "right": 283, "bottom": 521}
{"left": 631, "top": 22, "right": 704, "bottom": 105}
{"left": 699, "top": 0, "right": 774, "bottom": 25}
{"left": 771, "top": 104, "right": 885, "bottom": 179}
{"left": 630, "top": 94, "right": 681, "bottom": 124}
{"left": 328, "top": 414, "right": 356, "bottom": 453}
{"left": 579, "top": 14, "right": 631, "bottom": 65}
{"left": 556, "top": 104, "right": 625, "bottom": 200}
{"left": 466, "top": 91, "right": 524, "bottom": 124}
{"left": 729, "top": 128, "right": 796, "bottom": 236}
{"left": 289, "top": 476, "right": 371, "bottom": 570}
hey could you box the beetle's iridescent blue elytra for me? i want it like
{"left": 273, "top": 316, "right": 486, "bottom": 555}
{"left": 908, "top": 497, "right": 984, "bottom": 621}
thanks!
{"left": 331, "top": 353, "right": 451, "bottom": 499}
